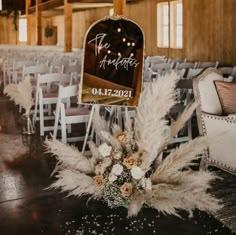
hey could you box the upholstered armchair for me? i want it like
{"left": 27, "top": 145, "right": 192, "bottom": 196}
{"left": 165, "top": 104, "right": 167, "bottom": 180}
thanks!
{"left": 193, "top": 68, "right": 236, "bottom": 174}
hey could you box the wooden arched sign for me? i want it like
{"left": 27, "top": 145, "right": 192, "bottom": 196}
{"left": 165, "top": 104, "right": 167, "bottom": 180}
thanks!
{"left": 79, "top": 16, "right": 144, "bottom": 107}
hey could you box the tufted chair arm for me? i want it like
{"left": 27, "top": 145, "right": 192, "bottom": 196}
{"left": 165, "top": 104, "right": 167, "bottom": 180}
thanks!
{"left": 201, "top": 112, "right": 236, "bottom": 173}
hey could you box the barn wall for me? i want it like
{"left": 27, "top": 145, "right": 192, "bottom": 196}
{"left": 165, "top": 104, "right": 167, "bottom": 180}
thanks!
{"left": 0, "top": 0, "right": 236, "bottom": 64}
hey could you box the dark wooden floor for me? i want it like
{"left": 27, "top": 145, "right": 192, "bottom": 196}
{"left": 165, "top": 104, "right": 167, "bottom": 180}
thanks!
{"left": 0, "top": 88, "right": 235, "bottom": 235}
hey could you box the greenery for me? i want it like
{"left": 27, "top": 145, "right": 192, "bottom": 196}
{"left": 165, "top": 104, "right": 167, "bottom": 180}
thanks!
{"left": 0, "top": 9, "right": 19, "bottom": 31}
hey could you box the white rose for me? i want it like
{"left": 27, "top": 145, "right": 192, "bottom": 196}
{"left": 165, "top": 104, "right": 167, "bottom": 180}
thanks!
{"left": 131, "top": 166, "right": 145, "bottom": 180}
{"left": 111, "top": 164, "right": 123, "bottom": 176}
{"left": 98, "top": 143, "right": 112, "bottom": 157}
{"left": 95, "top": 163, "right": 105, "bottom": 175}
{"left": 108, "top": 174, "right": 117, "bottom": 182}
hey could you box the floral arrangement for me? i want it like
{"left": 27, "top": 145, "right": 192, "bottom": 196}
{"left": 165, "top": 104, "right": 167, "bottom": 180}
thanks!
{"left": 45, "top": 72, "right": 222, "bottom": 217}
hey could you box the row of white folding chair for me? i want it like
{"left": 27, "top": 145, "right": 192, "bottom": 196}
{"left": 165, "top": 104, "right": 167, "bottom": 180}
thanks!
{"left": 176, "top": 62, "right": 198, "bottom": 70}
{"left": 53, "top": 84, "right": 91, "bottom": 144}
{"left": 11, "top": 60, "right": 36, "bottom": 84}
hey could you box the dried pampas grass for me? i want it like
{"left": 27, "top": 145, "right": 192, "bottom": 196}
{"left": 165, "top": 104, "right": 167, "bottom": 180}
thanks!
{"left": 135, "top": 72, "right": 179, "bottom": 171}
{"left": 49, "top": 169, "right": 100, "bottom": 198}
{"left": 4, "top": 76, "right": 33, "bottom": 115}
{"left": 45, "top": 71, "right": 222, "bottom": 219}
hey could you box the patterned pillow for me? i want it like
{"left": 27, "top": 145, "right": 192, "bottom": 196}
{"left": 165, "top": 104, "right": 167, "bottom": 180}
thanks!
{"left": 214, "top": 81, "right": 236, "bottom": 114}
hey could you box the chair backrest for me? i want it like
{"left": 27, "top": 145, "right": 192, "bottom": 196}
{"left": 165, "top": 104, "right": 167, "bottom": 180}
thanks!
{"left": 175, "top": 68, "right": 186, "bottom": 79}
{"left": 58, "top": 84, "right": 78, "bottom": 99}
{"left": 176, "top": 62, "right": 197, "bottom": 70}
{"left": 23, "top": 64, "right": 50, "bottom": 78}
{"left": 13, "top": 60, "right": 35, "bottom": 70}
{"left": 64, "top": 64, "right": 81, "bottom": 74}
{"left": 186, "top": 68, "right": 203, "bottom": 79}
{"left": 37, "top": 73, "right": 71, "bottom": 85}
{"left": 193, "top": 68, "right": 224, "bottom": 123}
{"left": 151, "top": 62, "right": 173, "bottom": 71}
{"left": 218, "top": 66, "right": 234, "bottom": 76}
{"left": 197, "top": 61, "right": 219, "bottom": 69}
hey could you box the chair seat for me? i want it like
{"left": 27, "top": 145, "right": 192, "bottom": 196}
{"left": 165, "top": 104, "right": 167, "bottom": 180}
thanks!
{"left": 65, "top": 107, "right": 90, "bottom": 117}
{"left": 43, "top": 92, "right": 58, "bottom": 98}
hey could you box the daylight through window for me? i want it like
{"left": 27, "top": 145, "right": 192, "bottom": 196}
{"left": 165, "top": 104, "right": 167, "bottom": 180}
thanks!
{"left": 19, "top": 18, "right": 27, "bottom": 42}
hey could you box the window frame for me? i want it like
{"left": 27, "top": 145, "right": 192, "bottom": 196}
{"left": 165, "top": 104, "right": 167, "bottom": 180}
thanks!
{"left": 157, "top": 0, "right": 183, "bottom": 49}
{"left": 157, "top": 2, "right": 170, "bottom": 48}
{"left": 170, "top": 0, "right": 183, "bottom": 49}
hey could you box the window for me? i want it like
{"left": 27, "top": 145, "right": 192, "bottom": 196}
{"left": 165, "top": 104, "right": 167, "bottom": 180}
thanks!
{"left": 170, "top": 0, "right": 183, "bottom": 48}
{"left": 157, "top": 0, "right": 183, "bottom": 49}
{"left": 157, "top": 2, "right": 169, "bottom": 48}
{"left": 19, "top": 18, "right": 27, "bottom": 42}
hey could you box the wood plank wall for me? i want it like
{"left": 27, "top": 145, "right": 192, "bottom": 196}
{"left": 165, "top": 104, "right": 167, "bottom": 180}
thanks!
{"left": 183, "top": 0, "right": 236, "bottom": 64}
{"left": 0, "top": 17, "right": 18, "bottom": 44}
{"left": 0, "top": 0, "right": 236, "bottom": 64}
{"left": 52, "top": 7, "right": 111, "bottom": 48}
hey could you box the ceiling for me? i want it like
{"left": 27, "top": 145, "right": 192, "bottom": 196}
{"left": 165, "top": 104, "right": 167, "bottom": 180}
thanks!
{"left": 1, "top": 0, "right": 141, "bottom": 14}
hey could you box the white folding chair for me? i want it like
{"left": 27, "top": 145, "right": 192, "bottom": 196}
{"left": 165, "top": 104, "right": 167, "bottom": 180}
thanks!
{"left": 53, "top": 85, "right": 90, "bottom": 144}
{"left": 35, "top": 73, "right": 71, "bottom": 136}
{"left": 148, "top": 63, "right": 174, "bottom": 81}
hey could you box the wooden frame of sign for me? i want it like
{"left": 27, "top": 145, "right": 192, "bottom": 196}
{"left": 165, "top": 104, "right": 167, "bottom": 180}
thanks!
{"left": 79, "top": 15, "right": 144, "bottom": 107}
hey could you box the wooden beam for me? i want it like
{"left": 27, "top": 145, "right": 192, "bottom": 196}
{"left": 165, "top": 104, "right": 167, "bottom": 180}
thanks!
{"left": 68, "top": 0, "right": 113, "bottom": 3}
{"left": 64, "top": 0, "right": 72, "bottom": 52}
{"left": 113, "top": 0, "right": 126, "bottom": 15}
{"left": 26, "top": 0, "right": 31, "bottom": 45}
{"left": 28, "top": 0, "right": 64, "bottom": 14}
{"left": 36, "top": 0, "right": 42, "bottom": 45}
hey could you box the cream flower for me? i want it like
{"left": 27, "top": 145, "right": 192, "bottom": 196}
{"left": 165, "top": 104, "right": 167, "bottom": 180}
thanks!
{"left": 120, "top": 183, "right": 133, "bottom": 197}
{"left": 116, "top": 132, "right": 127, "bottom": 143}
{"left": 123, "top": 155, "right": 139, "bottom": 169}
{"left": 131, "top": 166, "right": 145, "bottom": 180}
{"left": 98, "top": 143, "right": 112, "bottom": 157}
{"left": 111, "top": 164, "right": 123, "bottom": 176}
{"left": 108, "top": 174, "right": 117, "bottom": 182}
